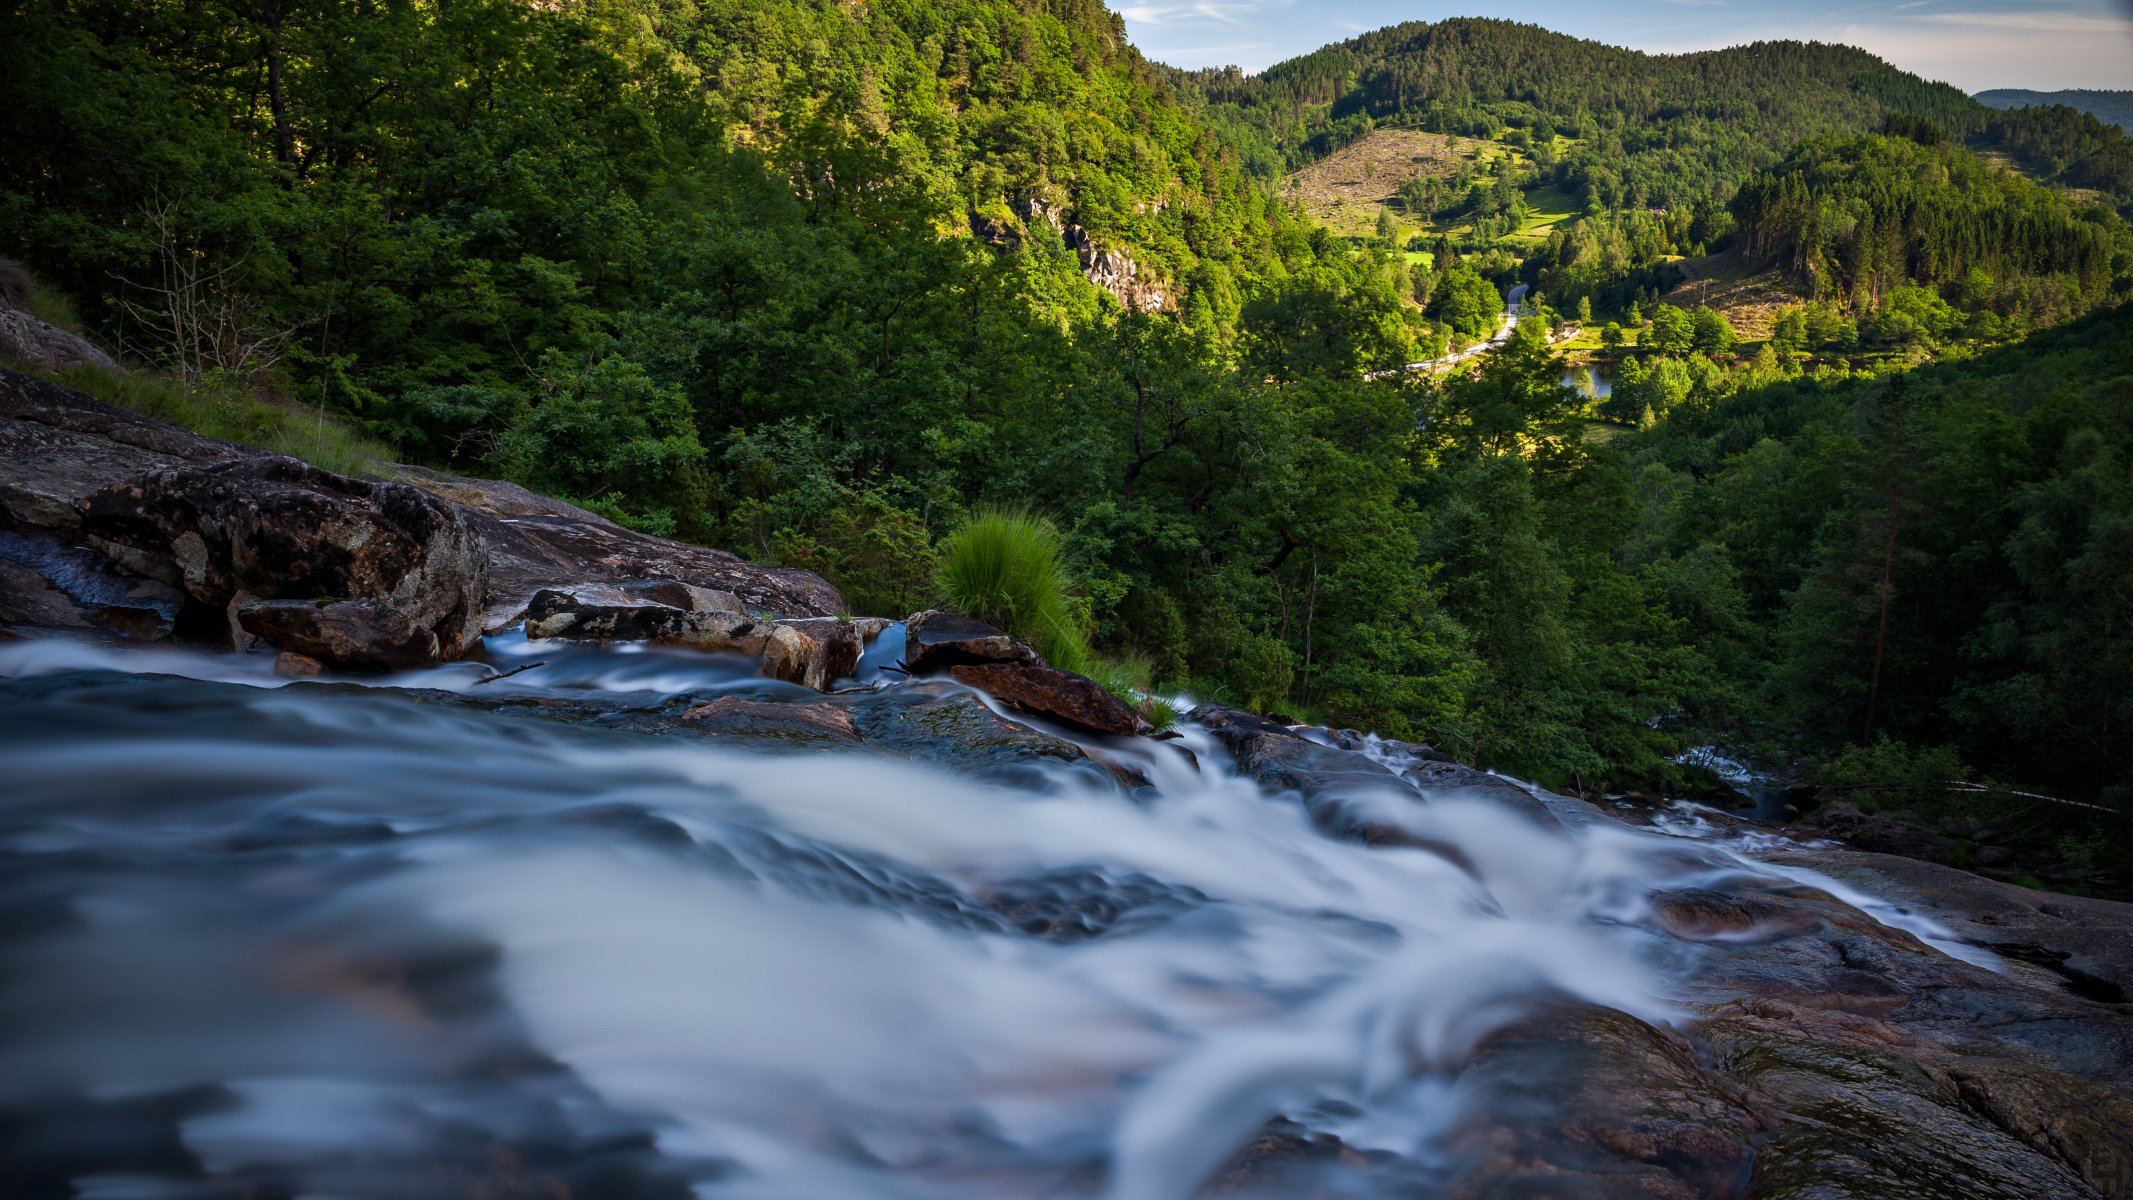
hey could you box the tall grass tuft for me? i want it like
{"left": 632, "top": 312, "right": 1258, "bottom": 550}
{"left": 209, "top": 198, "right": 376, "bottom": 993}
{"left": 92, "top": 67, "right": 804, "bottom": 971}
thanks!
{"left": 934, "top": 510, "right": 1088, "bottom": 671}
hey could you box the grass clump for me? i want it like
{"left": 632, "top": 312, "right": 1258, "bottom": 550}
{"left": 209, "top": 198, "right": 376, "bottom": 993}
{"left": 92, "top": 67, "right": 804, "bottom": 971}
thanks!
{"left": 935, "top": 510, "right": 1089, "bottom": 672}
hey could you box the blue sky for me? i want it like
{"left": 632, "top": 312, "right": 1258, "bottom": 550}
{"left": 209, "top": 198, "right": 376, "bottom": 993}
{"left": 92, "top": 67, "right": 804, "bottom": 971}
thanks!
{"left": 1117, "top": 0, "right": 2133, "bottom": 92}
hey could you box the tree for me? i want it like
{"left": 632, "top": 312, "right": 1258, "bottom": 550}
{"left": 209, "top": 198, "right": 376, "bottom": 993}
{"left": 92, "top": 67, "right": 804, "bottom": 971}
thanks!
{"left": 1645, "top": 304, "right": 1696, "bottom": 354}
{"left": 1690, "top": 307, "right": 1737, "bottom": 355}
{"left": 1431, "top": 267, "right": 1503, "bottom": 339}
{"left": 1600, "top": 322, "right": 1625, "bottom": 354}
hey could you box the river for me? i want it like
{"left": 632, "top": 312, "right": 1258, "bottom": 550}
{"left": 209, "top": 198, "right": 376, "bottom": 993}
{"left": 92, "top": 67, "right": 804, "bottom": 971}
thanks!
{"left": 0, "top": 633, "right": 1984, "bottom": 1198}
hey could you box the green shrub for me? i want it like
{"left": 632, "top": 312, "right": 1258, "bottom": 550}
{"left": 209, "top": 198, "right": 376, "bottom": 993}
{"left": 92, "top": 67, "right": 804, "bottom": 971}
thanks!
{"left": 1818, "top": 736, "right": 1970, "bottom": 806}
{"left": 935, "top": 510, "right": 1088, "bottom": 671}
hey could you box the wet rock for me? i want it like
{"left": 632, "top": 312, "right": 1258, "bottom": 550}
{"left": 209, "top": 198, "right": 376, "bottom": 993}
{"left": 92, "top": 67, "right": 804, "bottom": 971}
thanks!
{"left": 682, "top": 696, "right": 859, "bottom": 741}
{"left": 1766, "top": 848, "right": 2133, "bottom": 1007}
{"left": 1446, "top": 1006, "right": 1767, "bottom": 1200}
{"left": 1697, "top": 999, "right": 2113, "bottom": 1199}
{"left": 237, "top": 598, "right": 441, "bottom": 672}
{"left": 392, "top": 465, "right": 841, "bottom": 627}
{"left": 759, "top": 618, "right": 865, "bottom": 691}
{"left": 273, "top": 650, "right": 325, "bottom": 679}
{"left": 79, "top": 456, "right": 484, "bottom": 666}
{"left": 524, "top": 588, "right": 763, "bottom": 652}
{"left": 0, "top": 557, "right": 90, "bottom": 628}
{"left": 948, "top": 660, "right": 1142, "bottom": 737}
{"left": 523, "top": 592, "right": 863, "bottom": 690}
{"left": 1191, "top": 702, "right": 1566, "bottom": 839}
{"left": 1208, "top": 1119, "right": 1377, "bottom": 1196}
{"left": 901, "top": 609, "right": 1037, "bottom": 674}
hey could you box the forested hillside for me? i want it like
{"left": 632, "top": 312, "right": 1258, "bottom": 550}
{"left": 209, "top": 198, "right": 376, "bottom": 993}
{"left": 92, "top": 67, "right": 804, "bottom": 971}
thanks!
{"left": 1175, "top": 19, "right": 2133, "bottom": 219}
{"left": 1, "top": 0, "right": 2127, "bottom": 882}
{"left": 1978, "top": 88, "right": 2133, "bottom": 132}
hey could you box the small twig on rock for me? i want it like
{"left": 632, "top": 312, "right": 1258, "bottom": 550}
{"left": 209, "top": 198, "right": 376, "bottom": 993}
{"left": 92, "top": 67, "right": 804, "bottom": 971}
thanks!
{"left": 473, "top": 660, "right": 547, "bottom": 685}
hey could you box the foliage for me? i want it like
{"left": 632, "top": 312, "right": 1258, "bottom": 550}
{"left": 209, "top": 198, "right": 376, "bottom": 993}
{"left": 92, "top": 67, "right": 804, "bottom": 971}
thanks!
{"left": 935, "top": 511, "right": 1088, "bottom": 672}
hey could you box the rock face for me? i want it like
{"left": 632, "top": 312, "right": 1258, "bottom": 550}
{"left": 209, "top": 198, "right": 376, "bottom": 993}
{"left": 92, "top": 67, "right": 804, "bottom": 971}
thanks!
{"left": 79, "top": 456, "right": 485, "bottom": 665}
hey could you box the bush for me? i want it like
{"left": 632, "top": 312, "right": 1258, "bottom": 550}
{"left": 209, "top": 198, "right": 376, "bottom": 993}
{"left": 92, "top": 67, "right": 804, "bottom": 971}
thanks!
{"left": 1818, "top": 736, "right": 1970, "bottom": 809}
{"left": 935, "top": 510, "right": 1088, "bottom": 671}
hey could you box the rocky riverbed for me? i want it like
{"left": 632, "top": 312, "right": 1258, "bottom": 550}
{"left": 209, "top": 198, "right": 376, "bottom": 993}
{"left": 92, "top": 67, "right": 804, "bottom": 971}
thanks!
{"left": 3, "top": 367, "right": 2132, "bottom": 1199}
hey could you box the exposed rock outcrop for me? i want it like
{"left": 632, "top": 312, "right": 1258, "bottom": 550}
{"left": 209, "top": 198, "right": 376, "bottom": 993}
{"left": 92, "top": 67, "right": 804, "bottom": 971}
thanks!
{"left": 79, "top": 456, "right": 486, "bottom": 665}
{"left": 0, "top": 369, "right": 846, "bottom": 667}
{"left": 0, "top": 308, "right": 118, "bottom": 374}
{"left": 1013, "top": 198, "right": 1167, "bottom": 313}
{"left": 393, "top": 466, "right": 843, "bottom": 627}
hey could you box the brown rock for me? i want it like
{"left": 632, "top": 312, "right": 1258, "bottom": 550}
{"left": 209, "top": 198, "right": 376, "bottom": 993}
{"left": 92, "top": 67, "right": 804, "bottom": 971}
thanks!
{"left": 948, "top": 660, "right": 1142, "bottom": 737}
{"left": 273, "top": 650, "right": 325, "bottom": 679}
{"left": 759, "top": 618, "right": 864, "bottom": 691}
{"left": 903, "top": 609, "right": 1038, "bottom": 674}
{"left": 238, "top": 599, "right": 440, "bottom": 672}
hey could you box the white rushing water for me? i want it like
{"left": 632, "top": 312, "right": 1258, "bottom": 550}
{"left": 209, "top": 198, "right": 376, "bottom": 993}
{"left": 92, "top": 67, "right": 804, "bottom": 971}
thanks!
{"left": 0, "top": 634, "right": 1990, "bottom": 1198}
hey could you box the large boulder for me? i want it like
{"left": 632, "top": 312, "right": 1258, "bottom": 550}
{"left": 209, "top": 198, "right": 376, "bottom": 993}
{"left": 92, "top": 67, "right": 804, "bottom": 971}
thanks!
{"left": 0, "top": 308, "right": 117, "bottom": 375}
{"left": 760, "top": 617, "right": 865, "bottom": 691}
{"left": 78, "top": 456, "right": 484, "bottom": 667}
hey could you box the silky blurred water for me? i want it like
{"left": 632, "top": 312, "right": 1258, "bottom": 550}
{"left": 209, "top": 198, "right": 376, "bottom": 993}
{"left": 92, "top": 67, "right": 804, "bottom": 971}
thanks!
{"left": 0, "top": 635, "right": 1982, "bottom": 1198}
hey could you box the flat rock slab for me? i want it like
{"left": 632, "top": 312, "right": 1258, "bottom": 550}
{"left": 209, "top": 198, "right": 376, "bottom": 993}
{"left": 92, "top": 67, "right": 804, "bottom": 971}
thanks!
{"left": 393, "top": 466, "right": 842, "bottom": 626}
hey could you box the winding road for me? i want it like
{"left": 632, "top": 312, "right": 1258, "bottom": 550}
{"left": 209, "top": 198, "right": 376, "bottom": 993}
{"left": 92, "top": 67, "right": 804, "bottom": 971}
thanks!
{"left": 1366, "top": 283, "right": 1528, "bottom": 381}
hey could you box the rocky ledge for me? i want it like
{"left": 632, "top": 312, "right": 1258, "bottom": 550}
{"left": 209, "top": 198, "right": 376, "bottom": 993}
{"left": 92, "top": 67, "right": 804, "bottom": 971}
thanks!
{"left": 0, "top": 368, "right": 847, "bottom": 673}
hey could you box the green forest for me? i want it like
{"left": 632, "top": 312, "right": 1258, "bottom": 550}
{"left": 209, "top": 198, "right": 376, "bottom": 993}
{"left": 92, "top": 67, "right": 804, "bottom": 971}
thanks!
{"left": 2, "top": 0, "right": 2128, "bottom": 885}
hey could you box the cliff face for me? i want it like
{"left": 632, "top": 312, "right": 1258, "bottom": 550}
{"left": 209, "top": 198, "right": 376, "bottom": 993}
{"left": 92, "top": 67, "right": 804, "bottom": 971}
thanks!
{"left": 1018, "top": 198, "right": 1168, "bottom": 313}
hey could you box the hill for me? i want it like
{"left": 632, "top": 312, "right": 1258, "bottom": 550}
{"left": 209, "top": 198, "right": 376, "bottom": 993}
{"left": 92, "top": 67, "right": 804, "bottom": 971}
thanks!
{"left": 1977, "top": 88, "right": 2133, "bottom": 131}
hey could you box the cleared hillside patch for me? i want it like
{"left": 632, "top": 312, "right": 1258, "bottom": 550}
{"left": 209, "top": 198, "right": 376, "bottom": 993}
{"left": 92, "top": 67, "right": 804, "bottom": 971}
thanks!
{"left": 1286, "top": 128, "right": 1502, "bottom": 237}
{"left": 1663, "top": 250, "right": 1809, "bottom": 340}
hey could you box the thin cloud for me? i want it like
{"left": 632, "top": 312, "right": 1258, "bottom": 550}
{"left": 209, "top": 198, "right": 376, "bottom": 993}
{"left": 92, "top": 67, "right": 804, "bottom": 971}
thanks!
{"left": 1916, "top": 9, "right": 2130, "bottom": 31}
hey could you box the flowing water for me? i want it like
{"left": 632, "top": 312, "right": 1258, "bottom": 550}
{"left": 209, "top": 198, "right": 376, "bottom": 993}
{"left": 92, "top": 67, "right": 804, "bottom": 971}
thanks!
{"left": 0, "top": 634, "right": 1985, "bottom": 1199}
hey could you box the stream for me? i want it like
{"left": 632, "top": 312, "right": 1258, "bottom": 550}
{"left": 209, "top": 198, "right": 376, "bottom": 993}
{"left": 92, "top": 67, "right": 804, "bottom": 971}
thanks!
{"left": 0, "top": 633, "right": 1987, "bottom": 1199}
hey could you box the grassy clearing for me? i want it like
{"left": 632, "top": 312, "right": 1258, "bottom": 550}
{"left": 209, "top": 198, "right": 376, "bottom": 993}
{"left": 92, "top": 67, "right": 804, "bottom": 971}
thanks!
{"left": 1510, "top": 185, "right": 1583, "bottom": 242}
{"left": 28, "top": 362, "right": 392, "bottom": 478}
{"left": 1286, "top": 128, "right": 1502, "bottom": 238}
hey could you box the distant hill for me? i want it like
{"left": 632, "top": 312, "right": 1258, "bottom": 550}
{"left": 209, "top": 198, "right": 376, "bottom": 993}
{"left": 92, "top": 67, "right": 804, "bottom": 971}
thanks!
{"left": 1170, "top": 19, "right": 2133, "bottom": 219}
{"left": 1977, "top": 89, "right": 2133, "bottom": 132}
